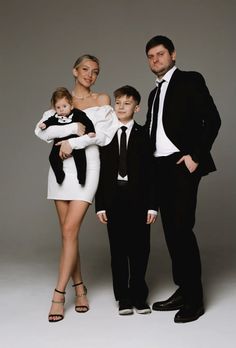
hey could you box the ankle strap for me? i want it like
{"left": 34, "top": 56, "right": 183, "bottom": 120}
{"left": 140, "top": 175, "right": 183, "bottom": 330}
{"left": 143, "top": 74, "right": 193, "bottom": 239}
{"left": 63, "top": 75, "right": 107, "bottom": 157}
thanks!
{"left": 72, "top": 282, "right": 83, "bottom": 288}
{"left": 55, "top": 288, "right": 66, "bottom": 295}
{"left": 52, "top": 299, "right": 65, "bottom": 304}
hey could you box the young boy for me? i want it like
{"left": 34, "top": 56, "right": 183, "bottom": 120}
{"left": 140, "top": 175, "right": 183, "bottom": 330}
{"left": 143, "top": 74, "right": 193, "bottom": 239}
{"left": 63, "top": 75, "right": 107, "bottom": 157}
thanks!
{"left": 95, "top": 85, "right": 157, "bottom": 315}
{"left": 38, "top": 87, "right": 95, "bottom": 185}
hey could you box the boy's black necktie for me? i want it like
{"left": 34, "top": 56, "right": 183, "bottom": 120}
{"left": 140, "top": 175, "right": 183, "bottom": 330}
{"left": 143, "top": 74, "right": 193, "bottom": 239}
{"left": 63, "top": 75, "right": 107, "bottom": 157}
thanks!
{"left": 118, "top": 126, "right": 127, "bottom": 177}
{"left": 150, "top": 80, "right": 164, "bottom": 152}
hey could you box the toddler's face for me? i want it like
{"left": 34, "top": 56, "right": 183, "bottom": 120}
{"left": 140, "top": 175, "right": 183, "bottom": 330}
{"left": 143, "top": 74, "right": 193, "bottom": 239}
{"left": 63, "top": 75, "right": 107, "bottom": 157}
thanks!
{"left": 55, "top": 97, "right": 73, "bottom": 117}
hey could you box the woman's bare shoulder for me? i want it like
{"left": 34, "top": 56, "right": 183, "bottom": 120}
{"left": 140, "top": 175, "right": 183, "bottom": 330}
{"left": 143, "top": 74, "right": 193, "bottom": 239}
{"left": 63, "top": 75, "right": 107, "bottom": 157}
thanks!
{"left": 92, "top": 92, "right": 111, "bottom": 106}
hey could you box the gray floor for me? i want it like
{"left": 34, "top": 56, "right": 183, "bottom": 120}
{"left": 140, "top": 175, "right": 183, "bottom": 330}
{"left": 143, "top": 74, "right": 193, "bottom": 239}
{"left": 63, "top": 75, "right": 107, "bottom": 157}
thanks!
{"left": 1, "top": 239, "right": 235, "bottom": 348}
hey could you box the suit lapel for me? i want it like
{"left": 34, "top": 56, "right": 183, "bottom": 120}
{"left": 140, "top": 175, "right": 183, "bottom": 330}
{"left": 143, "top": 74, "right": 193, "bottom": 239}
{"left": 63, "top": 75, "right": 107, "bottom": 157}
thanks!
{"left": 163, "top": 69, "right": 180, "bottom": 107}
{"left": 127, "top": 122, "right": 139, "bottom": 153}
{"left": 162, "top": 68, "right": 182, "bottom": 126}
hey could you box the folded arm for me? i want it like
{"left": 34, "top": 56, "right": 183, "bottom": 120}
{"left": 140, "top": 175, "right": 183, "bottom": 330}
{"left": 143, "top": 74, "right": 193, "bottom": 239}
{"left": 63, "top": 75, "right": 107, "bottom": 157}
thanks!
{"left": 34, "top": 110, "right": 78, "bottom": 143}
{"left": 68, "top": 106, "right": 120, "bottom": 149}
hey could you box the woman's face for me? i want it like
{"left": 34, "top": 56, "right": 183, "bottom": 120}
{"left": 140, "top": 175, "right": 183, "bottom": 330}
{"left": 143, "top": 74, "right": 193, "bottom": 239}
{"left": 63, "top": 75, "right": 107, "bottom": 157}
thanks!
{"left": 73, "top": 59, "right": 99, "bottom": 87}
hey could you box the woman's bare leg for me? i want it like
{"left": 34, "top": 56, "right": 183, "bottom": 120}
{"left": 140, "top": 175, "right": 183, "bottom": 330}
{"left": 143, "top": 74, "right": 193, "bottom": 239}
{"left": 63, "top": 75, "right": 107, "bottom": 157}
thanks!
{"left": 69, "top": 204, "right": 91, "bottom": 312}
{"left": 48, "top": 200, "right": 89, "bottom": 320}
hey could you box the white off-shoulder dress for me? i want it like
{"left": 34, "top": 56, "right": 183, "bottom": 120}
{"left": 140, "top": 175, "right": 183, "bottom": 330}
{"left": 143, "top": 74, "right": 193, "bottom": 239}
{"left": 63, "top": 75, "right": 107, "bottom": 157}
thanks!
{"left": 35, "top": 105, "right": 119, "bottom": 203}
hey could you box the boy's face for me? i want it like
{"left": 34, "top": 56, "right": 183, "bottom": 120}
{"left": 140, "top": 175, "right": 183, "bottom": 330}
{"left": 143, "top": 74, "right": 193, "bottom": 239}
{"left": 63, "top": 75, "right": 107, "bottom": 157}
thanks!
{"left": 114, "top": 95, "right": 140, "bottom": 124}
{"left": 54, "top": 97, "right": 73, "bottom": 117}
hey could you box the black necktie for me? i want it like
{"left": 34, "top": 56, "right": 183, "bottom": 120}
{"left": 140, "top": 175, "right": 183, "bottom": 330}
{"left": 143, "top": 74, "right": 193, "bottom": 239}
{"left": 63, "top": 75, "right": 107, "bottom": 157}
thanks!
{"left": 118, "top": 126, "right": 127, "bottom": 177}
{"left": 150, "top": 80, "right": 164, "bottom": 152}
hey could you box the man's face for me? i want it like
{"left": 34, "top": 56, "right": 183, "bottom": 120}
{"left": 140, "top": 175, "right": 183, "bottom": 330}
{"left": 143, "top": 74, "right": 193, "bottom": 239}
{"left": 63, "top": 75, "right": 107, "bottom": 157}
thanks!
{"left": 147, "top": 44, "right": 176, "bottom": 78}
{"left": 114, "top": 95, "right": 139, "bottom": 124}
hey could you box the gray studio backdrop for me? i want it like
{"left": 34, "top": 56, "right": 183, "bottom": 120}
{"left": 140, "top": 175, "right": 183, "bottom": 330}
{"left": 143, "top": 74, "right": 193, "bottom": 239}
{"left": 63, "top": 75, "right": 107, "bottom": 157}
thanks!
{"left": 0, "top": 0, "right": 235, "bottom": 273}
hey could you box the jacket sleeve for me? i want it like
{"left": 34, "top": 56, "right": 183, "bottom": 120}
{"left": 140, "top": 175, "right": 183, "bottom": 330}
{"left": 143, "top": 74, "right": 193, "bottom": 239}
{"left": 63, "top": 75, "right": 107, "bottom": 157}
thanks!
{"left": 146, "top": 146, "right": 159, "bottom": 212}
{"left": 94, "top": 149, "right": 106, "bottom": 213}
{"left": 95, "top": 180, "right": 106, "bottom": 213}
{"left": 42, "top": 114, "right": 66, "bottom": 128}
{"left": 189, "top": 73, "right": 221, "bottom": 162}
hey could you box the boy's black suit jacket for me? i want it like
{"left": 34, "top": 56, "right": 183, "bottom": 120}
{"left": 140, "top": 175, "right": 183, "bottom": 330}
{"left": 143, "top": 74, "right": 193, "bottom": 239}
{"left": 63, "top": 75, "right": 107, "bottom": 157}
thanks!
{"left": 146, "top": 68, "right": 221, "bottom": 175}
{"left": 95, "top": 122, "right": 158, "bottom": 213}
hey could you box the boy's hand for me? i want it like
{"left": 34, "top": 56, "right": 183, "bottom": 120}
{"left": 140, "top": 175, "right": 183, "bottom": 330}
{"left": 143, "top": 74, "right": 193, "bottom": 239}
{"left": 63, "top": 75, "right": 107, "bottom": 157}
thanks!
{"left": 56, "top": 140, "right": 72, "bottom": 159}
{"left": 97, "top": 212, "right": 108, "bottom": 224}
{"left": 146, "top": 212, "right": 157, "bottom": 224}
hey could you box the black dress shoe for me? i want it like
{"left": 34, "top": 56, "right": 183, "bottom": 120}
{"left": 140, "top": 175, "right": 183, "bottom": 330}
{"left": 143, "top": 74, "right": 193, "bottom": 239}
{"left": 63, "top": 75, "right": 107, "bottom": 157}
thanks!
{"left": 152, "top": 288, "right": 184, "bottom": 311}
{"left": 174, "top": 305, "right": 205, "bottom": 323}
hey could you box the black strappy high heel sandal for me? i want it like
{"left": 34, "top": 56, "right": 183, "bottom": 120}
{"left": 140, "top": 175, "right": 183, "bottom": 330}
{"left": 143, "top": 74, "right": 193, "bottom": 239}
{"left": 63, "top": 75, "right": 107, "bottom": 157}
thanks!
{"left": 72, "top": 282, "right": 89, "bottom": 313}
{"left": 48, "top": 288, "right": 66, "bottom": 322}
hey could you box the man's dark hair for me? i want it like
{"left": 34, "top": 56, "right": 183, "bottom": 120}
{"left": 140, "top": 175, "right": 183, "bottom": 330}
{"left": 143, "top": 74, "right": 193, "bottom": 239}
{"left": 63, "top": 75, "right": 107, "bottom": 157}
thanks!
{"left": 113, "top": 85, "right": 141, "bottom": 104}
{"left": 145, "top": 35, "right": 175, "bottom": 55}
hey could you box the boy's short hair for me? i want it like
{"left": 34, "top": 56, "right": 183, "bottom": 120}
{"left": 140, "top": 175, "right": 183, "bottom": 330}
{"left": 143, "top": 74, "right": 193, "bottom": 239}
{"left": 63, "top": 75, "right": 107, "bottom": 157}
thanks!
{"left": 113, "top": 85, "right": 141, "bottom": 104}
{"left": 145, "top": 35, "right": 175, "bottom": 55}
{"left": 51, "top": 87, "right": 73, "bottom": 107}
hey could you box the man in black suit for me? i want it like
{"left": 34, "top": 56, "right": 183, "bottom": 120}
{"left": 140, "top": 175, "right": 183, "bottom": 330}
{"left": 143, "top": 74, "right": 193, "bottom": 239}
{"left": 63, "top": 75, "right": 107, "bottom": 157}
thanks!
{"left": 95, "top": 85, "right": 157, "bottom": 315}
{"left": 145, "top": 35, "right": 221, "bottom": 323}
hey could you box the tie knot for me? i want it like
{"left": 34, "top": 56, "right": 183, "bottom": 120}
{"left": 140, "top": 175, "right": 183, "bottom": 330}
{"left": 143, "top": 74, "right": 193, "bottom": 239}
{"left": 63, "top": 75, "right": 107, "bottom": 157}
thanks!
{"left": 121, "top": 126, "right": 127, "bottom": 132}
{"left": 157, "top": 80, "right": 164, "bottom": 89}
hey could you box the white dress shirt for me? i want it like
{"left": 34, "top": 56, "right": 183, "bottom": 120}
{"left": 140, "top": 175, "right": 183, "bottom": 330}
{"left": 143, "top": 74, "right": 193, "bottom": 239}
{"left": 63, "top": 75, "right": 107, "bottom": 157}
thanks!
{"left": 117, "top": 120, "right": 134, "bottom": 181}
{"left": 151, "top": 65, "right": 180, "bottom": 157}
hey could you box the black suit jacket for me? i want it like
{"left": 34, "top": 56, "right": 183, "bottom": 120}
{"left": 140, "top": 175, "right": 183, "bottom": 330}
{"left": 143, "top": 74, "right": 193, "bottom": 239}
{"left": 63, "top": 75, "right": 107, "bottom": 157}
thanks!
{"left": 146, "top": 69, "right": 221, "bottom": 175}
{"left": 95, "top": 122, "right": 158, "bottom": 213}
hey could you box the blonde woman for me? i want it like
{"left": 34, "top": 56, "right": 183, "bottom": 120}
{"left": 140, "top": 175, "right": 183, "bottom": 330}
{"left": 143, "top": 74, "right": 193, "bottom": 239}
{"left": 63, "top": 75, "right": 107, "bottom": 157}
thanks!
{"left": 35, "top": 55, "right": 119, "bottom": 322}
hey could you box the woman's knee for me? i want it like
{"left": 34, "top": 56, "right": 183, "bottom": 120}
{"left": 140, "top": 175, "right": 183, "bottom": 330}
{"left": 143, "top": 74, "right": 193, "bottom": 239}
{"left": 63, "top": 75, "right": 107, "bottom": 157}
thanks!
{"left": 62, "top": 223, "right": 79, "bottom": 241}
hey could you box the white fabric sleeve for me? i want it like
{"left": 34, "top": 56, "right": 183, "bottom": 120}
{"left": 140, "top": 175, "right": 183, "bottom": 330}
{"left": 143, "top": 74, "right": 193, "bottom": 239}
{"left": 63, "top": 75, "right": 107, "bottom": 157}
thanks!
{"left": 96, "top": 210, "right": 106, "bottom": 215}
{"left": 68, "top": 106, "right": 120, "bottom": 149}
{"left": 147, "top": 210, "right": 158, "bottom": 215}
{"left": 34, "top": 109, "right": 78, "bottom": 143}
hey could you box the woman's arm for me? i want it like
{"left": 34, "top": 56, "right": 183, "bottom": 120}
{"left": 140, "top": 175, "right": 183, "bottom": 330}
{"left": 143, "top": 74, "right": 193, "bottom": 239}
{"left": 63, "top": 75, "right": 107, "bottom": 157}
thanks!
{"left": 68, "top": 106, "right": 119, "bottom": 149}
{"left": 57, "top": 106, "right": 120, "bottom": 159}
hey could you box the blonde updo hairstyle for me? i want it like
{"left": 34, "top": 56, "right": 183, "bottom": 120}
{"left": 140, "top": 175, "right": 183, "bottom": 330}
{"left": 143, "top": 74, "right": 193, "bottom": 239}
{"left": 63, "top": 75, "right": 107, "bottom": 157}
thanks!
{"left": 73, "top": 54, "right": 100, "bottom": 72}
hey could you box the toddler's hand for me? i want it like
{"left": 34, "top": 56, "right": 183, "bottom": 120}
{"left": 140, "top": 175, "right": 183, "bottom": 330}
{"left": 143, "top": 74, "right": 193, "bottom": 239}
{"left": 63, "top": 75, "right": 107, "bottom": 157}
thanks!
{"left": 39, "top": 123, "right": 46, "bottom": 129}
{"left": 88, "top": 132, "right": 96, "bottom": 138}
